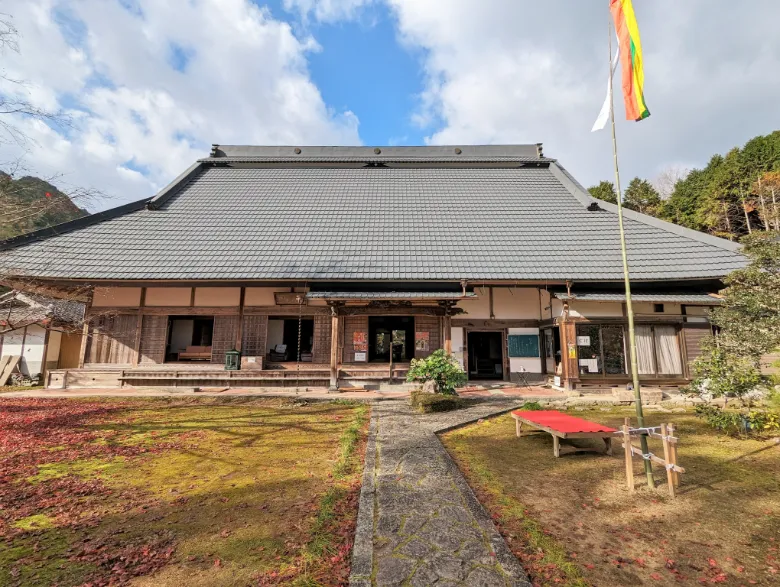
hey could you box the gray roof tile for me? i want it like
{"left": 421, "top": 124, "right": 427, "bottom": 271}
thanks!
{"left": 0, "top": 157, "right": 747, "bottom": 282}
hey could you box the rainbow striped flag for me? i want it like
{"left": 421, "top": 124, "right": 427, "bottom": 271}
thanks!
{"left": 610, "top": 0, "right": 650, "bottom": 121}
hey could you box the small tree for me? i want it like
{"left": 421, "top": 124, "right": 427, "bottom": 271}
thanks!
{"left": 688, "top": 233, "right": 780, "bottom": 403}
{"left": 623, "top": 177, "right": 662, "bottom": 216}
{"left": 406, "top": 349, "right": 467, "bottom": 396}
{"left": 588, "top": 180, "right": 618, "bottom": 204}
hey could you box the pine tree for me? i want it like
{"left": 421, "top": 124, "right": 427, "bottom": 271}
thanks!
{"left": 623, "top": 177, "right": 661, "bottom": 216}
{"left": 587, "top": 181, "right": 618, "bottom": 204}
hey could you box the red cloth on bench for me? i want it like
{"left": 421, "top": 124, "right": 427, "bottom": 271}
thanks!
{"left": 511, "top": 410, "right": 617, "bottom": 434}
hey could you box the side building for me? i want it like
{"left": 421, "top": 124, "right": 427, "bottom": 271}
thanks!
{"left": 0, "top": 145, "right": 746, "bottom": 392}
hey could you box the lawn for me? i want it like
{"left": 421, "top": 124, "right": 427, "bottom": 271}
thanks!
{"left": 442, "top": 406, "right": 779, "bottom": 587}
{"left": 0, "top": 397, "right": 368, "bottom": 587}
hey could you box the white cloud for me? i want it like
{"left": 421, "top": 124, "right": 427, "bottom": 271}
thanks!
{"left": 0, "top": 0, "right": 360, "bottom": 208}
{"left": 295, "top": 0, "right": 780, "bottom": 188}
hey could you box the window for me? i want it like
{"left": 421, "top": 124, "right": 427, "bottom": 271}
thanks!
{"left": 635, "top": 325, "right": 683, "bottom": 375}
{"left": 575, "top": 324, "right": 626, "bottom": 375}
{"left": 654, "top": 303, "right": 665, "bottom": 313}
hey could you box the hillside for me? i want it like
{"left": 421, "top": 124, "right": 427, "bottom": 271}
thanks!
{"left": 0, "top": 172, "right": 88, "bottom": 240}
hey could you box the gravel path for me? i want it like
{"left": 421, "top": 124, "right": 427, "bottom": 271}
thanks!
{"left": 349, "top": 400, "right": 532, "bottom": 587}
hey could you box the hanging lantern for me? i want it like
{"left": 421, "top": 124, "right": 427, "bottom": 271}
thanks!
{"left": 224, "top": 349, "right": 241, "bottom": 371}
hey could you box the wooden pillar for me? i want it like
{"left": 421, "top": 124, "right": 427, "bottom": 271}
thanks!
{"left": 41, "top": 323, "right": 51, "bottom": 382}
{"left": 133, "top": 287, "right": 146, "bottom": 367}
{"left": 444, "top": 314, "right": 452, "bottom": 353}
{"left": 235, "top": 287, "right": 246, "bottom": 352}
{"left": 78, "top": 295, "right": 93, "bottom": 369}
{"left": 558, "top": 309, "right": 579, "bottom": 391}
{"left": 329, "top": 305, "right": 340, "bottom": 390}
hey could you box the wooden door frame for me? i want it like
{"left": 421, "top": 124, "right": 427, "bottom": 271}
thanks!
{"left": 464, "top": 328, "right": 508, "bottom": 381}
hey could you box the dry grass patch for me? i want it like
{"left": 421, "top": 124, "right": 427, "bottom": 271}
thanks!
{"left": 0, "top": 397, "right": 368, "bottom": 586}
{"left": 442, "top": 406, "right": 779, "bottom": 587}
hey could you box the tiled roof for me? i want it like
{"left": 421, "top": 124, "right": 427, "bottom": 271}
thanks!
{"left": 0, "top": 145, "right": 747, "bottom": 282}
{"left": 0, "top": 291, "right": 84, "bottom": 328}
{"left": 553, "top": 292, "right": 723, "bottom": 304}
{"left": 306, "top": 291, "right": 476, "bottom": 300}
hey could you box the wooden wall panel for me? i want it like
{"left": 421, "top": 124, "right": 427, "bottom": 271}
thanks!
{"left": 414, "top": 316, "right": 441, "bottom": 359}
{"left": 212, "top": 316, "right": 239, "bottom": 365}
{"left": 682, "top": 326, "right": 710, "bottom": 373}
{"left": 84, "top": 314, "right": 138, "bottom": 365}
{"left": 241, "top": 315, "right": 268, "bottom": 358}
{"left": 139, "top": 315, "right": 168, "bottom": 364}
{"left": 342, "top": 316, "right": 368, "bottom": 363}
{"left": 312, "top": 314, "right": 332, "bottom": 364}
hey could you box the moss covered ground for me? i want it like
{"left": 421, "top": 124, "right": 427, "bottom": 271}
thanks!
{"left": 442, "top": 406, "right": 779, "bottom": 587}
{"left": 0, "top": 397, "right": 368, "bottom": 586}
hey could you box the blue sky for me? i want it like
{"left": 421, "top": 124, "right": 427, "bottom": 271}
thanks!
{"left": 1, "top": 0, "right": 779, "bottom": 209}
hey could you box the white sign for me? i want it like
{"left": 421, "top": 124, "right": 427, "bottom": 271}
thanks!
{"left": 354, "top": 352, "right": 367, "bottom": 362}
{"left": 553, "top": 376, "right": 561, "bottom": 388}
{"left": 576, "top": 336, "right": 591, "bottom": 346}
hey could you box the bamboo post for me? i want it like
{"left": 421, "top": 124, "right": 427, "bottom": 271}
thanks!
{"left": 660, "top": 423, "right": 675, "bottom": 498}
{"left": 607, "top": 19, "right": 654, "bottom": 489}
{"left": 667, "top": 422, "right": 680, "bottom": 487}
{"left": 623, "top": 417, "right": 634, "bottom": 491}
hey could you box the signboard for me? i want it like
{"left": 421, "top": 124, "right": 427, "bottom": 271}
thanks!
{"left": 274, "top": 292, "right": 307, "bottom": 306}
{"left": 354, "top": 352, "right": 367, "bottom": 362}
{"left": 576, "top": 335, "right": 591, "bottom": 346}
{"left": 568, "top": 343, "right": 577, "bottom": 359}
{"left": 415, "top": 331, "right": 429, "bottom": 352}
{"left": 507, "top": 334, "right": 539, "bottom": 358}
{"left": 353, "top": 332, "right": 367, "bottom": 352}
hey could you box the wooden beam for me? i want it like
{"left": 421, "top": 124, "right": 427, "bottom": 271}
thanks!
{"left": 235, "top": 287, "right": 246, "bottom": 352}
{"left": 443, "top": 314, "right": 452, "bottom": 353}
{"left": 41, "top": 324, "right": 51, "bottom": 380}
{"left": 329, "top": 309, "right": 340, "bottom": 390}
{"left": 78, "top": 296, "right": 92, "bottom": 368}
{"left": 451, "top": 319, "right": 539, "bottom": 328}
{"left": 133, "top": 287, "right": 146, "bottom": 367}
{"left": 489, "top": 286, "right": 495, "bottom": 319}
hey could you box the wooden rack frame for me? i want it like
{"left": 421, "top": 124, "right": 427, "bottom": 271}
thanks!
{"left": 621, "top": 417, "right": 684, "bottom": 497}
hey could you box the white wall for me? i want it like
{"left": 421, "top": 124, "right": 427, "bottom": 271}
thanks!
{"left": 458, "top": 289, "right": 491, "bottom": 318}
{"left": 1, "top": 328, "right": 25, "bottom": 365}
{"left": 194, "top": 287, "right": 241, "bottom": 307}
{"left": 170, "top": 320, "right": 194, "bottom": 352}
{"left": 507, "top": 327, "right": 542, "bottom": 374}
{"left": 451, "top": 327, "right": 465, "bottom": 369}
{"left": 567, "top": 301, "right": 624, "bottom": 318}
{"left": 267, "top": 319, "right": 285, "bottom": 352}
{"left": 92, "top": 287, "right": 142, "bottom": 307}
{"left": 493, "top": 288, "right": 541, "bottom": 319}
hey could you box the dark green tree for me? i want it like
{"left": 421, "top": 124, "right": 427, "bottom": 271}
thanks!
{"left": 688, "top": 233, "right": 780, "bottom": 401}
{"left": 623, "top": 177, "right": 661, "bottom": 216}
{"left": 588, "top": 180, "right": 618, "bottom": 204}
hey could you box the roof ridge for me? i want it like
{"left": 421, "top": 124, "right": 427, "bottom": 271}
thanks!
{"left": 548, "top": 161, "right": 743, "bottom": 253}
{"left": 210, "top": 144, "right": 544, "bottom": 159}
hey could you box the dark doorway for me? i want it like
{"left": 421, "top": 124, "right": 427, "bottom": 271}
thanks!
{"left": 166, "top": 316, "right": 214, "bottom": 362}
{"left": 368, "top": 316, "right": 414, "bottom": 362}
{"left": 467, "top": 331, "right": 504, "bottom": 380}
{"left": 282, "top": 318, "right": 314, "bottom": 358}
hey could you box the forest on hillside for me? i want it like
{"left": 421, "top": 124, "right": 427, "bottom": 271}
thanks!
{"left": 588, "top": 131, "right": 780, "bottom": 240}
{"left": 0, "top": 172, "right": 88, "bottom": 240}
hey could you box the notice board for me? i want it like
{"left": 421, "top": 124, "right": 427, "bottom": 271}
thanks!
{"left": 508, "top": 334, "right": 540, "bottom": 358}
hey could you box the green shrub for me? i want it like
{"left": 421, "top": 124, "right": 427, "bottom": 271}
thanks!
{"left": 410, "top": 390, "right": 465, "bottom": 413}
{"left": 406, "top": 349, "right": 467, "bottom": 396}
{"left": 694, "top": 404, "right": 780, "bottom": 436}
{"left": 519, "top": 401, "right": 544, "bottom": 411}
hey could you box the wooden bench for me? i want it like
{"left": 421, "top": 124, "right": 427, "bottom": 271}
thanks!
{"left": 511, "top": 410, "right": 617, "bottom": 457}
{"left": 178, "top": 346, "right": 212, "bottom": 361}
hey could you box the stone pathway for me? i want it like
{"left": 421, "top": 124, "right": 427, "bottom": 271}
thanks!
{"left": 350, "top": 401, "right": 532, "bottom": 587}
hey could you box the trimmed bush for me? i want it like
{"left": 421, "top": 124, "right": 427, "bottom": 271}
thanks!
{"left": 410, "top": 390, "right": 465, "bottom": 413}
{"left": 406, "top": 349, "right": 467, "bottom": 396}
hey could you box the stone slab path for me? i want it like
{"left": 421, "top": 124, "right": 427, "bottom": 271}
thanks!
{"left": 350, "top": 401, "right": 532, "bottom": 587}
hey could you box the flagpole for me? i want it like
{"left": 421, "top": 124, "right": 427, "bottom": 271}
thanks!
{"left": 607, "top": 16, "right": 654, "bottom": 489}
